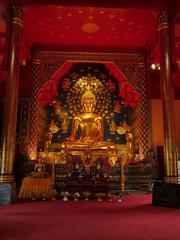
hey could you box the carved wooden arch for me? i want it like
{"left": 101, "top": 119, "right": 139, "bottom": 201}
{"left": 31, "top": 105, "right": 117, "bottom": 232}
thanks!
{"left": 28, "top": 50, "right": 149, "bottom": 160}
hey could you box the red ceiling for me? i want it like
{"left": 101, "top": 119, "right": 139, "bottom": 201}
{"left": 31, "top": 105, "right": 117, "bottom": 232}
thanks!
{"left": 0, "top": 1, "right": 180, "bottom": 98}
{"left": 23, "top": 6, "right": 157, "bottom": 49}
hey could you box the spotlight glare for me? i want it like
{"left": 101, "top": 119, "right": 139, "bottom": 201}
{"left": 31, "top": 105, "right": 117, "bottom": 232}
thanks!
{"left": 151, "top": 64, "right": 156, "bottom": 70}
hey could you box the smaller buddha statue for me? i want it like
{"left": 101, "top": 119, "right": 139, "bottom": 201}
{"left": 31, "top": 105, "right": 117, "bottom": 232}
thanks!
{"left": 30, "top": 156, "right": 48, "bottom": 178}
{"left": 61, "top": 113, "right": 68, "bottom": 133}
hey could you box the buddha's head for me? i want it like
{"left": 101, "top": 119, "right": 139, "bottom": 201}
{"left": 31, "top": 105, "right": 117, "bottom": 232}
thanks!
{"left": 81, "top": 90, "right": 96, "bottom": 113}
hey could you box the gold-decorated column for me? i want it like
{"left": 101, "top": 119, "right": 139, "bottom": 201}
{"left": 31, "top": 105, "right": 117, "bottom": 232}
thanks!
{"left": 137, "top": 59, "right": 149, "bottom": 159}
{"left": 157, "top": 11, "right": 178, "bottom": 177}
{"left": 28, "top": 58, "right": 41, "bottom": 160}
{"left": 0, "top": 5, "right": 23, "bottom": 183}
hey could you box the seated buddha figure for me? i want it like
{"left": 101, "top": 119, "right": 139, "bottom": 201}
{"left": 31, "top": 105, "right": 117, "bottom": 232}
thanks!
{"left": 30, "top": 156, "right": 48, "bottom": 178}
{"left": 61, "top": 90, "right": 116, "bottom": 158}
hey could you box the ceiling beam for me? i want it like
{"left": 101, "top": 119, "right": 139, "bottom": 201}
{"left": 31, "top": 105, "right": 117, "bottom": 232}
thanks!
{"left": 30, "top": 43, "right": 146, "bottom": 56}
{"left": 10, "top": 0, "right": 177, "bottom": 9}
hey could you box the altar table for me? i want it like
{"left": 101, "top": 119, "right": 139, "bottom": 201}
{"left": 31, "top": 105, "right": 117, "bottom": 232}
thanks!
{"left": 18, "top": 177, "right": 53, "bottom": 199}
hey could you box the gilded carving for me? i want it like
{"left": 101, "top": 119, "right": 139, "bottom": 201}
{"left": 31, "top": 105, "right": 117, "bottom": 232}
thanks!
{"left": 11, "top": 5, "right": 23, "bottom": 27}
{"left": 157, "top": 11, "right": 170, "bottom": 31}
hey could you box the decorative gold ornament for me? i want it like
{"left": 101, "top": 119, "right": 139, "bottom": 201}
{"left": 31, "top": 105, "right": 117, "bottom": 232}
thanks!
{"left": 108, "top": 118, "right": 117, "bottom": 134}
{"left": 66, "top": 75, "right": 110, "bottom": 117}
{"left": 49, "top": 120, "right": 59, "bottom": 134}
{"left": 61, "top": 113, "right": 68, "bottom": 133}
{"left": 117, "top": 127, "right": 126, "bottom": 135}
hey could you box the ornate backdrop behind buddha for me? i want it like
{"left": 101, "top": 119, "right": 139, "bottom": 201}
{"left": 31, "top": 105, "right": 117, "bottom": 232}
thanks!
{"left": 46, "top": 63, "right": 135, "bottom": 160}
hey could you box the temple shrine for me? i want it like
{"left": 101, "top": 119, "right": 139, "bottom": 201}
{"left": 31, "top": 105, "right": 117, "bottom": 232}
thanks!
{"left": 0, "top": 0, "right": 180, "bottom": 207}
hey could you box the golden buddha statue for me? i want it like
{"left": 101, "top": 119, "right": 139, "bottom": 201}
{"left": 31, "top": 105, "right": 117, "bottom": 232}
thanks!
{"left": 61, "top": 90, "right": 116, "bottom": 160}
{"left": 30, "top": 156, "right": 48, "bottom": 178}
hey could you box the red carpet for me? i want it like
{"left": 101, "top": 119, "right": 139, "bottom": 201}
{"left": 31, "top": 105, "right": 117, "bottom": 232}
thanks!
{"left": 0, "top": 194, "right": 180, "bottom": 240}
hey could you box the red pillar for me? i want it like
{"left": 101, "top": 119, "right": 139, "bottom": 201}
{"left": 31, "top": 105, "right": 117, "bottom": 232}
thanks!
{"left": 0, "top": 5, "right": 23, "bottom": 185}
{"left": 157, "top": 11, "right": 178, "bottom": 178}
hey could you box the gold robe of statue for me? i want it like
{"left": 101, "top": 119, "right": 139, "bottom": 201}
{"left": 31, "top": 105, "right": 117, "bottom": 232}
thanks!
{"left": 61, "top": 90, "right": 116, "bottom": 158}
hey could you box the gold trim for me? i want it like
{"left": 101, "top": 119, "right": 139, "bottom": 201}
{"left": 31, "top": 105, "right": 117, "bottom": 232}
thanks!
{"left": 137, "top": 62, "right": 145, "bottom": 67}
{"left": 0, "top": 174, "right": 14, "bottom": 183}
{"left": 33, "top": 59, "right": 41, "bottom": 65}
{"left": 12, "top": 18, "right": 23, "bottom": 27}
{"left": 158, "top": 23, "right": 169, "bottom": 31}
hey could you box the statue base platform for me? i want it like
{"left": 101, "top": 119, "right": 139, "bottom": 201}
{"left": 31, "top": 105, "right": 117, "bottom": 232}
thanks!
{"left": 55, "top": 176, "right": 109, "bottom": 198}
{"left": 48, "top": 143, "right": 128, "bottom": 164}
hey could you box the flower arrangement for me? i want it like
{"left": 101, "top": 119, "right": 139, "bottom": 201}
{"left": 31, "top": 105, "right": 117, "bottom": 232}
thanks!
{"left": 83, "top": 191, "right": 92, "bottom": 201}
{"left": 74, "top": 192, "right": 80, "bottom": 201}
{"left": 61, "top": 191, "right": 69, "bottom": 201}
{"left": 107, "top": 192, "right": 114, "bottom": 202}
{"left": 95, "top": 193, "right": 105, "bottom": 202}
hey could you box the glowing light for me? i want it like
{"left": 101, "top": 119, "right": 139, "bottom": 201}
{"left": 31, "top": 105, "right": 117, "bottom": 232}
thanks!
{"left": 151, "top": 64, "right": 156, "bottom": 70}
{"left": 28, "top": 148, "right": 37, "bottom": 160}
{"left": 151, "top": 63, "right": 160, "bottom": 70}
{"left": 30, "top": 153, "right": 36, "bottom": 160}
{"left": 22, "top": 60, "right": 26, "bottom": 66}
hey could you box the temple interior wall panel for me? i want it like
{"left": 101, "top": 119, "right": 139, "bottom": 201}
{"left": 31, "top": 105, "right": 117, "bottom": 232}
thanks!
{"left": 131, "top": 107, "right": 139, "bottom": 153}
{"left": 151, "top": 99, "right": 180, "bottom": 155}
{"left": 151, "top": 100, "right": 164, "bottom": 150}
{"left": 174, "top": 100, "right": 180, "bottom": 155}
{"left": 38, "top": 105, "right": 48, "bottom": 149}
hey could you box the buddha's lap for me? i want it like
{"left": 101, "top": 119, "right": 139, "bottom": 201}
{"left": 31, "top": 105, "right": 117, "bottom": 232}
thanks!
{"left": 62, "top": 140, "right": 115, "bottom": 152}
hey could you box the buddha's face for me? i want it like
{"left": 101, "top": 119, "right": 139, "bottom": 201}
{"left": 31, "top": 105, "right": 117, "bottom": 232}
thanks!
{"left": 82, "top": 97, "right": 95, "bottom": 113}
